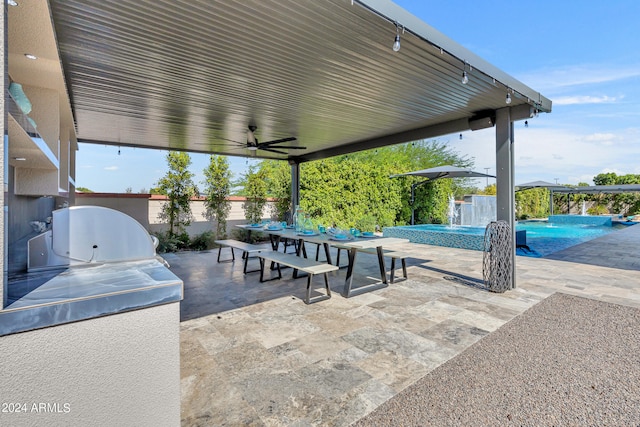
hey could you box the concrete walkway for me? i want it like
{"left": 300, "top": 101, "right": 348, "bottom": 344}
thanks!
{"left": 170, "top": 224, "right": 640, "bottom": 426}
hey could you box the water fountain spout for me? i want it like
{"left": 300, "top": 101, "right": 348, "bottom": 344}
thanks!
{"left": 581, "top": 201, "right": 586, "bottom": 216}
{"left": 448, "top": 195, "right": 459, "bottom": 227}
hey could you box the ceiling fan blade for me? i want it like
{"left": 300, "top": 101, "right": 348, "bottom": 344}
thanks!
{"left": 260, "top": 147, "right": 289, "bottom": 155}
{"left": 259, "top": 137, "right": 297, "bottom": 147}
{"left": 265, "top": 145, "right": 307, "bottom": 150}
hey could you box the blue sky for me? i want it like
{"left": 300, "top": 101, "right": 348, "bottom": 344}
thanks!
{"left": 76, "top": 0, "right": 640, "bottom": 192}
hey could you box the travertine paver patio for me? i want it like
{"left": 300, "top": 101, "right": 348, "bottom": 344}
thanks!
{"left": 170, "top": 224, "right": 640, "bottom": 426}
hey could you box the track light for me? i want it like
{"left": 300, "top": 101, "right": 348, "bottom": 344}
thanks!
{"left": 459, "top": 133, "right": 463, "bottom": 140}
{"left": 505, "top": 93, "right": 512, "bottom": 104}
{"left": 392, "top": 24, "right": 402, "bottom": 52}
{"left": 524, "top": 120, "right": 529, "bottom": 128}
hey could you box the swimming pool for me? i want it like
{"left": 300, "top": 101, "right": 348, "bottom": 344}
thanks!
{"left": 383, "top": 220, "right": 632, "bottom": 258}
{"left": 516, "top": 221, "right": 629, "bottom": 257}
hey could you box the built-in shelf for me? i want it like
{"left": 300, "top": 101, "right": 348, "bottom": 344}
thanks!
{"left": 8, "top": 114, "right": 59, "bottom": 170}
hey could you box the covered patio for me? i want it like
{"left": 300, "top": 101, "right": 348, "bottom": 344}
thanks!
{"left": 42, "top": 0, "right": 551, "bottom": 289}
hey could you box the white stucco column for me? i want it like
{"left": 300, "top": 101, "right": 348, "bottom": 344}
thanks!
{"left": 495, "top": 107, "right": 516, "bottom": 288}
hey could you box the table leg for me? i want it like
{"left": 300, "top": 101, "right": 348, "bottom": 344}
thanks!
{"left": 293, "top": 238, "right": 306, "bottom": 279}
{"left": 322, "top": 242, "right": 333, "bottom": 265}
{"left": 342, "top": 248, "right": 358, "bottom": 297}
{"left": 269, "top": 235, "right": 281, "bottom": 270}
{"left": 376, "top": 245, "right": 388, "bottom": 285}
{"left": 269, "top": 234, "right": 280, "bottom": 251}
{"left": 342, "top": 245, "right": 389, "bottom": 297}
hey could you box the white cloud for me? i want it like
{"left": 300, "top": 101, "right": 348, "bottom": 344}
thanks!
{"left": 553, "top": 95, "right": 621, "bottom": 105}
{"left": 446, "top": 124, "right": 640, "bottom": 187}
{"left": 518, "top": 65, "right": 640, "bottom": 92}
{"left": 583, "top": 133, "right": 617, "bottom": 142}
{"left": 568, "top": 174, "right": 599, "bottom": 185}
{"left": 104, "top": 166, "right": 118, "bottom": 171}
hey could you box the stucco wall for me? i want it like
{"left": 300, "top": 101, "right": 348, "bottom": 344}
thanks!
{"left": 0, "top": 302, "right": 180, "bottom": 427}
{"left": 147, "top": 197, "right": 275, "bottom": 236}
{"left": 77, "top": 193, "right": 279, "bottom": 237}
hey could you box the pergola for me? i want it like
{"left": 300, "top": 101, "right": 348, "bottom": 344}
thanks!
{"left": 10, "top": 0, "right": 552, "bottom": 288}
{"left": 516, "top": 182, "right": 640, "bottom": 215}
{"left": 515, "top": 181, "right": 570, "bottom": 215}
{"left": 553, "top": 184, "right": 640, "bottom": 214}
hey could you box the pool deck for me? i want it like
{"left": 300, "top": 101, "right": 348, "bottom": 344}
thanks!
{"left": 171, "top": 223, "right": 640, "bottom": 426}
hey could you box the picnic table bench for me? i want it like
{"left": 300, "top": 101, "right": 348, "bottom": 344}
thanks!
{"left": 359, "top": 248, "right": 409, "bottom": 283}
{"left": 214, "top": 239, "right": 263, "bottom": 273}
{"left": 257, "top": 251, "right": 337, "bottom": 304}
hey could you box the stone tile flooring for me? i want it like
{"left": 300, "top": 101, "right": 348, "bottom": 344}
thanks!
{"left": 171, "top": 224, "right": 640, "bottom": 426}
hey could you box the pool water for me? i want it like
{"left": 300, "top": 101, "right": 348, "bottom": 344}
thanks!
{"left": 516, "top": 221, "right": 628, "bottom": 257}
{"left": 383, "top": 221, "right": 632, "bottom": 258}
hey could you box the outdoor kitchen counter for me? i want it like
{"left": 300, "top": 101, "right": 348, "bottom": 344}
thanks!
{"left": 0, "top": 258, "right": 183, "bottom": 336}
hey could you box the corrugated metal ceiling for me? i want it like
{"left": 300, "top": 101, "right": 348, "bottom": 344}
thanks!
{"left": 49, "top": 0, "right": 551, "bottom": 162}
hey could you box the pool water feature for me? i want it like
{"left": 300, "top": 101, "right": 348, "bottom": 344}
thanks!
{"left": 383, "top": 219, "right": 632, "bottom": 257}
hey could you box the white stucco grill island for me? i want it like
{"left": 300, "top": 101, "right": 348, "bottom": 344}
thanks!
{"left": 1, "top": 206, "right": 184, "bottom": 337}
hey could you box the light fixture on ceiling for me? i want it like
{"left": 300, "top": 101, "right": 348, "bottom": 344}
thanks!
{"left": 524, "top": 120, "right": 529, "bottom": 128}
{"left": 247, "top": 146, "right": 258, "bottom": 151}
{"left": 505, "top": 92, "right": 512, "bottom": 104}
{"left": 24, "top": 53, "right": 37, "bottom": 60}
{"left": 13, "top": 157, "right": 26, "bottom": 161}
{"left": 7, "top": 0, "right": 18, "bottom": 6}
{"left": 459, "top": 133, "right": 463, "bottom": 140}
{"left": 392, "top": 24, "right": 402, "bottom": 52}
{"left": 461, "top": 62, "right": 469, "bottom": 84}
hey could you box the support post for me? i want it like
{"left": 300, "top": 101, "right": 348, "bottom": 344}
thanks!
{"left": 290, "top": 161, "right": 300, "bottom": 213}
{"left": 409, "top": 179, "right": 429, "bottom": 226}
{"left": 495, "top": 107, "right": 516, "bottom": 289}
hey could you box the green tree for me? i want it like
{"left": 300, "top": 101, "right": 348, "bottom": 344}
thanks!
{"left": 202, "top": 155, "right": 232, "bottom": 239}
{"left": 255, "top": 139, "right": 471, "bottom": 228}
{"left": 382, "top": 140, "right": 472, "bottom": 225}
{"left": 515, "top": 188, "right": 550, "bottom": 219}
{"left": 480, "top": 184, "right": 497, "bottom": 195}
{"left": 242, "top": 165, "right": 268, "bottom": 224}
{"left": 155, "top": 151, "right": 199, "bottom": 237}
{"left": 76, "top": 186, "right": 93, "bottom": 193}
{"left": 261, "top": 160, "right": 291, "bottom": 221}
{"left": 593, "top": 172, "right": 640, "bottom": 215}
